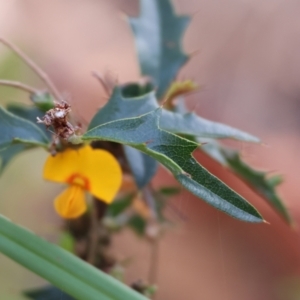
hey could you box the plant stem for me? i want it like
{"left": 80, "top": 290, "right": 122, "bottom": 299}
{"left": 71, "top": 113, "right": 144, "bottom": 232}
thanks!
{"left": 87, "top": 199, "right": 100, "bottom": 265}
{"left": 148, "top": 237, "right": 159, "bottom": 285}
{"left": 0, "top": 79, "right": 37, "bottom": 94}
{"left": 92, "top": 71, "right": 111, "bottom": 96}
{"left": 0, "top": 37, "right": 63, "bottom": 102}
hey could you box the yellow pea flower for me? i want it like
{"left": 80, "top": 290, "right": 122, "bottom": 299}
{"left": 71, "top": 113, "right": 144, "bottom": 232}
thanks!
{"left": 43, "top": 145, "right": 122, "bottom": 219}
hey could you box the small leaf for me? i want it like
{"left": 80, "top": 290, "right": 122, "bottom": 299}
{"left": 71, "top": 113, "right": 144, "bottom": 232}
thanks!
{"left": 0, "top": 106, "right": 49, "bottom": 150}
{"left": 0, "top": 214, "right": 148, "bottom": 300}
{"left": 24, "top": 286, "right": 74, "bottom": 300}
{"left": 30, "top": 91, "right": 55, "bottom": 112}
{"left": 84, "top": 109, "right": 263, "bottom": 222}
{"left": 128, "top": 214, "right": 147, "bottom": 236}
{"left": 124, "top": 146, "right": 158, "bottom": 188}
{"left": 107, "top": 194, "right": 134, "bottom": 217}
{"left": 129, "top": 0, "right": 190, "bottom": 98}
{"left": 267, "top": 175, "right": 283, "bottom": 187}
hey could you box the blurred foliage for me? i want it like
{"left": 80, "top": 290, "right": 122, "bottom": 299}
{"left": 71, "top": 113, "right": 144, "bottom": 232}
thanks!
{"left": 0, "top": 0, "right": 292, "bottom": 299}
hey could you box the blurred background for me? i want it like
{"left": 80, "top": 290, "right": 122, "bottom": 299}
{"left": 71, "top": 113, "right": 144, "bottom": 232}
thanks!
{"left": 1, "top": 0, "right": 300, "bottom": 299}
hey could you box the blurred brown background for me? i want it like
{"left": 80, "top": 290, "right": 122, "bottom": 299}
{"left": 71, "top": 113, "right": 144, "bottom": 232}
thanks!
{"left": 1, "top": 1, "right": 300, "bottom": 299}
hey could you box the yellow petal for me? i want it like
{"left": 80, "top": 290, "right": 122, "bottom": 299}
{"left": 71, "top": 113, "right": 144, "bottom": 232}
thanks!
{"left": 54, "top": 185, "right": 87, "bottom": 218}
{"left": 44, "top": 145, "right": 122, "bottom": 203}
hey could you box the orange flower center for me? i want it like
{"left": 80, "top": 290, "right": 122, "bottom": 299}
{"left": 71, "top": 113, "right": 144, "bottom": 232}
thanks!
{"left": 67, "top": 173, "right": 90, "bottom": 190}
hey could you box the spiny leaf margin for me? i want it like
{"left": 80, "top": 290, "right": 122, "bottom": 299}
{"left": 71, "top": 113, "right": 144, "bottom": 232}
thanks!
{"left": 129, "top": 0, "right": 190, "bottom": 99}
{"left": 201, "top": 139, "right": 292, "bottom": 224}
{"left": 84, "top": 109, "right": 264, "bottom": 223}
{"left": 89, "top": 86, "right": 260, "bottom": 143}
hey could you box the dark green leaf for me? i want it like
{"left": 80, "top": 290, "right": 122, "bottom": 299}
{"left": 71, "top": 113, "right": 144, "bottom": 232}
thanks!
{"left": 0, "top": 215, "right": 148, "bottom": 300}
{"left": 0, "top": 106, "right": 49, "bottom": 150}
{"left": 201, "top": 140, "right": 291, "bottom": 224}
{"left": 89, "top": 85, "right": 260, "bottom": 142}
{"left": 128, "top": 214, "right": 147, "bottom": 236}
{"left": 224, "top": 151, "right": 292, "bottom": 224}
{"left": 84, "top": 109, "right": 263, "bottom": 222}
{"left": 107, "top": 194, "right": 134, "bottom": 217}
{"left": 24, "top": 286, "right": 74, "bottom": 300}
{"left": 30, "top": 91, "right": 55, "bottom": 112}
{"left": 124, "top": 146, "right": 158, "bottom": 188}
{"left": 129, "top": 0, "right": 190, "bottom": 98}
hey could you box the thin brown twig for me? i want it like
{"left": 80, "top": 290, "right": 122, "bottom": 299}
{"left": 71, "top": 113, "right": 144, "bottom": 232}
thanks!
{"left": 0, "top": 79, "right": 37, "bottom": 94}
{"left": 0, "top": 37, "right": 62, "bottom": 102}
{"left": 91, "top": 71, "right": 111, "bottom": 96}
{"left": 148, "top": 237, "right": 160, "bottom": 288}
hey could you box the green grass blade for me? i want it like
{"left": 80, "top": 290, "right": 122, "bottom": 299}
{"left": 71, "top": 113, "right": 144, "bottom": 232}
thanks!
{"left": 0, "top": 215, "right": 148, "bottom": 300}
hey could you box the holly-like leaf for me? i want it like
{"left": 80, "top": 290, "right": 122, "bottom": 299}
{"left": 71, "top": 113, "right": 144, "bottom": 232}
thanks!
{"left": 129, "top": 0, "right": 190, "bottom": 99}
{"left": 24, "top": 286, "right": 74, "bottom": 300}
{"left": 88, "top": 84, "right": 157, "bottom": 130}
{"left": 0, "top": 106, "right": 49, "bottom": 150}
{"left": 201, "top": 140, "right": 292, "bottom": 224}
{"left": 84, "top": 109, "right": 264, "bottom": 223}
{"left": 89, "top": 84, "right": 159, "bottom": 189}
{"left": 89, "top": 85, "right": 260, "bottom": 142}
{"left": 224, "top": 150, "right": 292, "bottom": 224}
{"left": 88, "top": 84, "right": 259, "bottom": 190}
